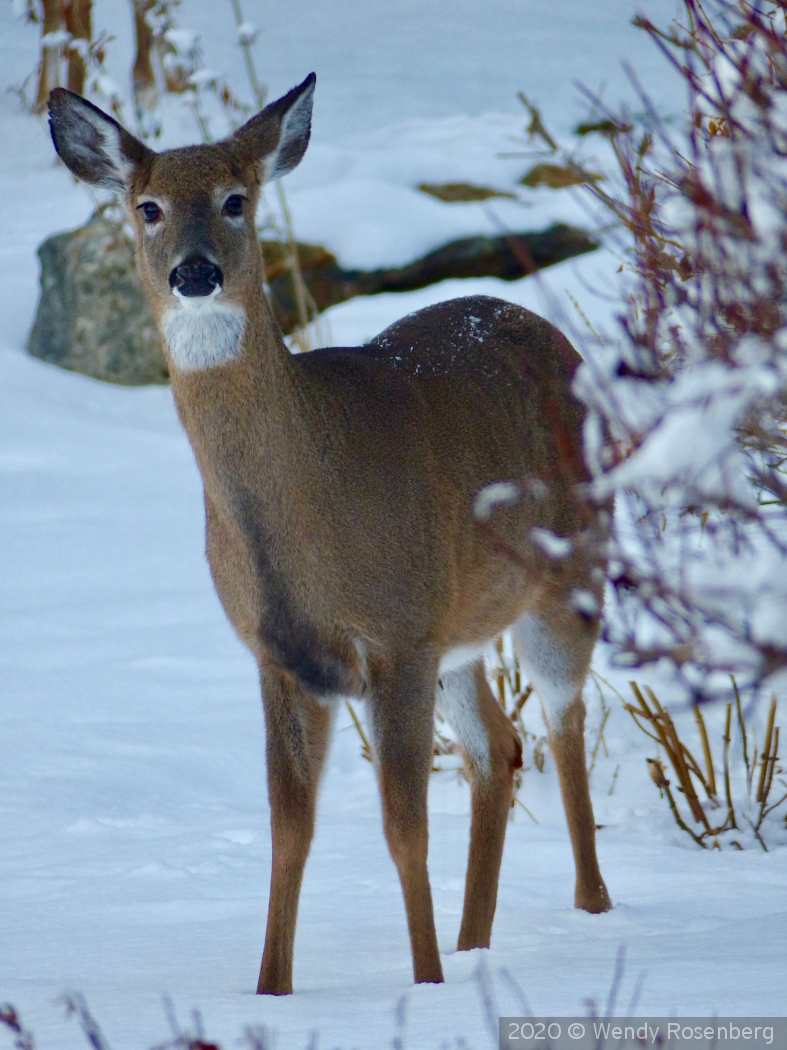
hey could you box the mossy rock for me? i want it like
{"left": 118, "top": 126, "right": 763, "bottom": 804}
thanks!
{"left": 520, "top": 163, "right": 603, "bottom": 189}
{"left": 28, "top": 210, "right": 167, "bottom": 385}
{"left": 260, "top": 240, "right": 338, "bottom": 282}
{"left": 417, "top": 182, "right": 517, "bottom": 203}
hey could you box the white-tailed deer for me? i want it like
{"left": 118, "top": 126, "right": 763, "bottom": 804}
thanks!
{"left": 48, "top": 75, "right": 611, "bottom": 995}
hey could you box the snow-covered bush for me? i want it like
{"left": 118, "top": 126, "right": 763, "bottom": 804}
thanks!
{"left": 575, "top": 0, "right": 787, "bottom": 704}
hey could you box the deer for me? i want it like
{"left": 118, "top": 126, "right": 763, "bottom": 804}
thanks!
{"left": 47, "top": 73, "right": 612, "bottom": 996}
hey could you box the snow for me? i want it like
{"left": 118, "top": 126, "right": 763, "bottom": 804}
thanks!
{"left": 473, "top": 482, "right": 521, "bottom": 522}
{"left": 2, "top": 2, "right": 787, "bottom": 1048}
{"left": 529, "top": 528, "right": 573, "bottom": 560}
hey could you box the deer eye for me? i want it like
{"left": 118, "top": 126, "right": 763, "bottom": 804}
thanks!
{"left": 138, "top": 201, "right": 162, "bottom": 224}
{"left": 222, "top": 194, "right": 245, "bottom": 218}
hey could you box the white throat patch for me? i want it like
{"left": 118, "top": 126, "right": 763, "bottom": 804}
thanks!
{"left": 162, "top": 290, "right": 246, "bottom": 372}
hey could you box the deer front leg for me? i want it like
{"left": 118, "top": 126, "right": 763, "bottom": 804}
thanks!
{"left": 257, "top": 665, "right": 332, "bottom": 995}
{"left": 367, "top": 652, "right": 444, "bottom": 985}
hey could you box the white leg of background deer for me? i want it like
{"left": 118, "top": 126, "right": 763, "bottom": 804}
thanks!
{"left": 48, "top": 74, "right": 611, "bottom": 996}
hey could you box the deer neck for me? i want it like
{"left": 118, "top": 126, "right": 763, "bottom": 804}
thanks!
{"left": 166, "top": 280, "right": 315, "bottom": 522}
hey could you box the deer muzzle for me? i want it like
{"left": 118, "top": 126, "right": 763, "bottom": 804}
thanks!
{"left": 169, "top": 256, "right": 224, "bottom": 298}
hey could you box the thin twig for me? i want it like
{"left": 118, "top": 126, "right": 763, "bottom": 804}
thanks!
{"left": 588, "top": 705, "right": 611, "bottom": 776}
{"left": 745, "top": 814, "right": 769, "bottom": 852}
{"left": 723, "top": 701, "right": 737, "bottom": 829}
{"left": 345, "top": 700, "right": 372, "bottom": 762}
{"left": 694, "top": 703, "right": 717, "bottom": 797}
{"left": 513, "top": 795, "right": 539, "bottom": 823}
{"left": 756, "top": 696, "right": 777, "bottom": 803}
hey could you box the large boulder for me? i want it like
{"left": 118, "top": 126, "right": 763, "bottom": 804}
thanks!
{"left": 28, "top": 210, "right": 167, "bottom": 385}
{"left": 28, "top": 212, "right": 598, "bottom": 384}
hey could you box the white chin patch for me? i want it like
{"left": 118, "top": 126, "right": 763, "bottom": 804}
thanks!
{"left": 162, "top": 290, "right": 246, "bottom": 372}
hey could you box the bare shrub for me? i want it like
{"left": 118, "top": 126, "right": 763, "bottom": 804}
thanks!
{"left": 570, "top": 0, "right": 787, "bottom": 703}
{"left": 626, "top": 680, "right": 787, "bottom": 848}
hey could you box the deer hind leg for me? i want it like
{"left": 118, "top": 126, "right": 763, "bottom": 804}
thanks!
{"left": 366, "top": 652, "right": 444, "bottom": 985}
{"left": 512, "top": 606, "right": 611, "bottom": 914}
{"left": 257, "top": 665, "right": 333, "bottom": 995}
{"left": 436, "top": 661, "right": 522, "bottom": 950}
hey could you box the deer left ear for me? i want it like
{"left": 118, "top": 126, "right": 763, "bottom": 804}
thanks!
{"left": 229, "top": 73, "right": 315, "bottom": 184}
{"left": 48, "top": 89, "right": 154, "bottom": 192}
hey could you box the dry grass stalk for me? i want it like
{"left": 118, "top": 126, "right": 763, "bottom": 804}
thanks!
{"left": 514, "top": 91, "right": 558, "bottom": 154}
{"left": 722, "top": 701, "right": 736, "bottom": 829}
{"left": 646, "top": 755, "right": 709, "bottom": 849}
{"left": 627, "top": 681, "right": 786, "bottom": 849}
{"left": 228, "top": 0, "right": 264, "bottom": 110}
{"left": 733, "top": 675, "right": 752, "bottom": 784}
{"left": 756, "top": 695, "right": 777, "bottom": 804}
{"left": 587, "top": 673, "right": 612, "bottom": 777}
{"left": 344, "top": 700, "right": 372, "bottom": 763}
{"left": 628, "top": 683, "right": 709, "bottom": 821}
{"left": 694, "top": 702, "right": 716, "bottom": 796}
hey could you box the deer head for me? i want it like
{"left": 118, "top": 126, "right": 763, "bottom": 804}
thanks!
{"left": 48, "top": 75, "right": 315, "bottom": 371}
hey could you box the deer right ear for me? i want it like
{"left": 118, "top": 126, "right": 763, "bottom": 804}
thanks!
{"left": 48, "top": 89, "right": 153, "bottom": 192}
{"left": 229, "top": 73, "right": 316, "bottom": 184}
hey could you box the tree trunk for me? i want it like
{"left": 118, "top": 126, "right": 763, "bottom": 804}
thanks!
{"left": 64, "top": 0, "right": 92, "bottom": 95}
{"left": 33, "top": 0, "right": 65, "bottom": 113}
{"left": 132, "top": 0, "right": 158, "bottom": 113}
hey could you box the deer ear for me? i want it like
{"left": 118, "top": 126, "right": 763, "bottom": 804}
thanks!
{"left": 229, "top": 73, "right": 315, "bottom": 184}
{"left": 48, "top": 89, "right": 153, "bottom": 192}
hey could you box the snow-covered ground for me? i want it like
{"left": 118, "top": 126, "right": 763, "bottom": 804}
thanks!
{"left": 2, "top": 2, "right": 786, "bottom": 1048}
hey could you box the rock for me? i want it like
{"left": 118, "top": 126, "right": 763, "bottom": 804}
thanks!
{"left": 28, "top": 210, "right": 167, "bottom": 385}
{"left": 359, "top": 223, "right": 598, "bottom": 288}
{"left": 28, "top": 213, "right": 598, "bottom": 384}
{"left": 267, "top": 223, "right": 599, "bottom": 334}
{"left": 417, "top": 182, "right": 517, "bottom": 202}
{"left": 519, "top": 163, "right": 603, "bottom": 189}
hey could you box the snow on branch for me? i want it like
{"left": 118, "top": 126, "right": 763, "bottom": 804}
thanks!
{"left": 575, "top": 0, "right": 787, "bottom": 703}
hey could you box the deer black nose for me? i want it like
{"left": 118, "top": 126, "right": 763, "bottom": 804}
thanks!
{"left": 169, "top": 256, "right": 223, "bottom": 297}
